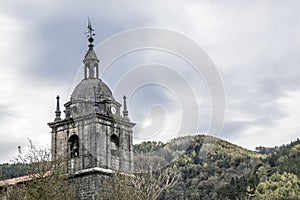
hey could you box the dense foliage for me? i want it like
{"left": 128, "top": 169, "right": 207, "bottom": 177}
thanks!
{"left": 219, "top": 138, "right": 300, "bottom": 200}
{"left": 1, "top": 136, "right": 299, "bottom": 199}
{"left": 255, "top": 172, "right": 300, "bottom": 199}
{"left": 0, "top": 163, "right": 28, "bottom": 180}
{"left": 134, "top": 135, "right": 300, "bottom": 199}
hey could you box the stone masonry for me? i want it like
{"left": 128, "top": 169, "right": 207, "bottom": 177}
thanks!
{"left": 48, "top": 23, "right": 135, "bottom": 199}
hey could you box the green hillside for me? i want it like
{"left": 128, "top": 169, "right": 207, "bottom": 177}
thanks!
{"left": 134, "top": 135, "right": 300, "bottom": 199}
{"left": 1, "top": 135, "right": 299, "bottom": 199}
{"left": 0, "top": 163, "right": 28, "bottom": 180}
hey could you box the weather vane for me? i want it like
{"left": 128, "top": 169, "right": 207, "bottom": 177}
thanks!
{"left": 85, "top": 17, "right": 95, "bottom": 39}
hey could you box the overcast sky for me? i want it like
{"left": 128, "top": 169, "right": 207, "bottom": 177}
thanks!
{"left": 0, "top": 0, "right": 300, "bottom": 163}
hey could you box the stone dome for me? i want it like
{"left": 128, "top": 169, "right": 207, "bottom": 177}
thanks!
{"left": 71, "top": 78, "right": 113, "bottom": 103}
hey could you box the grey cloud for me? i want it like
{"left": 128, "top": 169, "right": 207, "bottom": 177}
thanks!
{"left": 1, "top": 0, "right": 158, "bottom": 86}
{"left": 0, "top": 105, "right": 16, "bottom": 120}
{"left": 0, "top": 138, "right": 25, "bottom": 163}
{"left": 1, "top": 0, "right": 300, "bottom": 162}
{"left": 222, "top": 117, "right": 274, "bottom": 141}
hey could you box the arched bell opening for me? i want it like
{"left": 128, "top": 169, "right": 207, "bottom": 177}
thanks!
{"left": 110, "top": 134, "right": 119, "bottom": 149}
{"left": 68, "top": 134, "right": 79, "bottom": 158}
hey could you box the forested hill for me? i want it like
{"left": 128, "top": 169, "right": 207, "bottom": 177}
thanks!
{"left": 134, "top": 135, "right": 300, "bottom": 199}
{"left": 0, "top": 163, "right": 28, "bottom": 180}
{"left": 1, "top": 135, "right": 300, "bottom": 199}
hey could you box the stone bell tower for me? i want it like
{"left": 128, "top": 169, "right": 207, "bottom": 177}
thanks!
{"left": 48, "top": 22, "right": 135, "bottom": 174}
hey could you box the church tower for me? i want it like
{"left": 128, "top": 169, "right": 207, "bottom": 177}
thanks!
{"left": 48, "top": 22, "right": 135, "bottom": 174}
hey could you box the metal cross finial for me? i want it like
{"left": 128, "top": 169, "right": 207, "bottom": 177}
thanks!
{"left": 85, "top": 17, "right": 95, "bottom": 38}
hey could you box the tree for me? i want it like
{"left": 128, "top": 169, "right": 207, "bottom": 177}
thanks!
{"left": 104, "top": 154, "right": 180, "bottom": 200}
{"left": 105, "top": 168, "right": 179, "bottom": 200}
{"left": 0, "top": 140, "right": 75, "bottom": 200}
{"left": 254, "top": 172, "right": 300, "bottom": 200}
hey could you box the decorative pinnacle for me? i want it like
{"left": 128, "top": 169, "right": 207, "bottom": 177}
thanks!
{"left": 85, "top": 17, "right": 95, "bottom": 49}
{"left": 123, "top": 95, "right": 129, "bottom": 117}
{"left": 54, "top": 95, "right": 61, "bottom": 121}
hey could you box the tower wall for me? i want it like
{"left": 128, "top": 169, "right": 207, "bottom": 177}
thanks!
{"left": 49, "top": 113, "right": 135, "bottom": 173}
{"left": 47, "top": 24, "right": 136, "bottom": 199}
{"left": 68, "top": 169, "right": 114, "bottom": 200}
